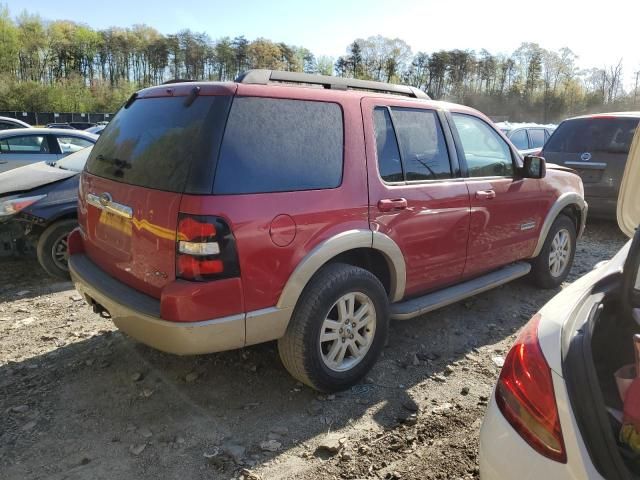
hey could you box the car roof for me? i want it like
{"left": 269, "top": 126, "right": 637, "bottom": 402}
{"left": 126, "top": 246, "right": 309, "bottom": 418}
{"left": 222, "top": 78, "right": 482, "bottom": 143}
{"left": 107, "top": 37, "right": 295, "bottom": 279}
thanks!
{"left": 565, "top": 111, "right": 640, "bottom": 121}
{"left": 136, "top": 80, "right": 484, "bottom": 118}
{"left": 0, "top": 127, "right": 98, "bottom": 139}
{"left": 495, "top": 121, "right": 557, "bottom": 131}
{"left": 0, "top": 116, "right": 31, "bottom": 127}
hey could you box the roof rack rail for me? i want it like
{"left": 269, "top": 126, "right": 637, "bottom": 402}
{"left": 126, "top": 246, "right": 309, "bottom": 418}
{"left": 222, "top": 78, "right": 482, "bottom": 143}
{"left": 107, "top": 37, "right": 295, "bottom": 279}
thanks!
{"left": 162, "top": 78, "right": 196, "bottom": 85}
{"left": 235, "top": 69, "right": 430, "bottom": 100}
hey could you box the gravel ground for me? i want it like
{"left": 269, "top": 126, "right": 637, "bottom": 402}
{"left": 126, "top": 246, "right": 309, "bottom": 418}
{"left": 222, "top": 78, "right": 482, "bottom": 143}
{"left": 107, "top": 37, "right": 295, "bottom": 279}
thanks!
{"left": 0, "top": 220, "right": 628, "bottom": 480}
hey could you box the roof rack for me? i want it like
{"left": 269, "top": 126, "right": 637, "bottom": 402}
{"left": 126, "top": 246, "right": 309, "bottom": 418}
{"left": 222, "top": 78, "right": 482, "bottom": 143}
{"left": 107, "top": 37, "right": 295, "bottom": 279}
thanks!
{"left": 235, "top": 69, "right": 430, "bottom": 100}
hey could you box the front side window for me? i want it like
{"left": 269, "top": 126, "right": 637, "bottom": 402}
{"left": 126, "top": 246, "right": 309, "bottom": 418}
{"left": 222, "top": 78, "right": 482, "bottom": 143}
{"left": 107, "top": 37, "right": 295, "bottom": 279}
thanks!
{"left": 215, "top": 97, "right": 344, "bottom": 194}
{"left": 452, "top": 114, "right": 513, "bottom": 177}
{"left": 0, "top": 135, "right": 49, "bottom": 154}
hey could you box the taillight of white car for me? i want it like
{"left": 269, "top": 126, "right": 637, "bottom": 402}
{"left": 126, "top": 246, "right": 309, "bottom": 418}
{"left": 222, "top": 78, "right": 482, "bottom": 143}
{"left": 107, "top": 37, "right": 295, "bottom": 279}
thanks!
{"left": 495, "top": 313, "right": 567, "bottom": 463}
{"left": 0, "top": 194, "right": 47, "bottom": 220}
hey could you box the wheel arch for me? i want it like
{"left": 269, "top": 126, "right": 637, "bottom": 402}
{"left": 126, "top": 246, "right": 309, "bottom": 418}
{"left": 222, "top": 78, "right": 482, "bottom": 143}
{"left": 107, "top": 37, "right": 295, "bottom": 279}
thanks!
{"left": 531, "top": 192, "right": 586, "bottom": 258}
{"left": 276, "top": 229, "right": 406, "bottom": 311}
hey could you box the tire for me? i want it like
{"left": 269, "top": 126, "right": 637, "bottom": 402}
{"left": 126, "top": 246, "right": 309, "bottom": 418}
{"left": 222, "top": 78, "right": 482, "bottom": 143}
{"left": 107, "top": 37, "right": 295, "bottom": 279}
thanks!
{"left": 530, "top": 214, "right": 576, "bottom": 289}
{"left": 36, "top": 219, "right": 77, "bottom": 279}
{"left": 278, "top": 263, "right": 390, "bottom": 392}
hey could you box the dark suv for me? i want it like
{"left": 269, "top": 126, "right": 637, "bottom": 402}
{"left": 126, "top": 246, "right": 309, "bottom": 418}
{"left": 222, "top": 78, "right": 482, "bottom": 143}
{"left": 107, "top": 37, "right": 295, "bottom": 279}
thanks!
{"left": 69, "top": 70, "right": 586, "bottom": 391}
{"left": 542, "top": 112, "right": 640, "bottom": 219}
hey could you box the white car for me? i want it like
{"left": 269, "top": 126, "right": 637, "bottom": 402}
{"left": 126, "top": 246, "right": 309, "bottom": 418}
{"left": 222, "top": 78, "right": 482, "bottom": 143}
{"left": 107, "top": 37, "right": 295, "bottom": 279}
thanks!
{"left": 496, "top": 122, "right": 556, "bottom": 156}
{"left": 480, "top": 128, "right": 640, "bottom": 478}
{"left": 0, "top": 128, "right": 97, "bottom": 173}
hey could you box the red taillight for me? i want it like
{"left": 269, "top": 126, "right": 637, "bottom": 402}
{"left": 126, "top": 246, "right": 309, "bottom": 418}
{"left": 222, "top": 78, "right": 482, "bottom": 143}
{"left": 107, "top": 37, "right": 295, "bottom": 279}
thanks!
{"left": 176, "top": 214, "right": 239, "bottom": 281}
{"left": 495, "top": 314, "right": 567, "bottom": 463}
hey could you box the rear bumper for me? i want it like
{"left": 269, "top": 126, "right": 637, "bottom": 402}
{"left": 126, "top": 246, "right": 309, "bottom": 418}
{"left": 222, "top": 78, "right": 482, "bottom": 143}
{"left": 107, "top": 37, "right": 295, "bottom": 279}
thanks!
{"left": 69, "top": 253, "right": 246, "bottom": 355}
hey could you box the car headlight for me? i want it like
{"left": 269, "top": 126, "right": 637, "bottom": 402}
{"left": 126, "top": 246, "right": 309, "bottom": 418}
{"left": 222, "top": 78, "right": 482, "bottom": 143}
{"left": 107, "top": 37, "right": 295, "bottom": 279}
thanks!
{"left": 0, "top": 194, "right": 47, "bottom": 219}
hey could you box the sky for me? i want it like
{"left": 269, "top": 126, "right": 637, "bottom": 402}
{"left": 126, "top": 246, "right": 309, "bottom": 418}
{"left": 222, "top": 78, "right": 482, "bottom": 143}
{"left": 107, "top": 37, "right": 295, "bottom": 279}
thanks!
{"left": 8, "top": 0, "right": 640, "bottom": 87}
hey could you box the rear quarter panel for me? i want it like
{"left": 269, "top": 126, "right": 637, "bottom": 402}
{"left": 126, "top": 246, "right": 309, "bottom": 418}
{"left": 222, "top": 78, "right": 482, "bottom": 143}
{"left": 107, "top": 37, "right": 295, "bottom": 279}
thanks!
{"left": 181, "top": 85, "right": 370, "bottom": 312}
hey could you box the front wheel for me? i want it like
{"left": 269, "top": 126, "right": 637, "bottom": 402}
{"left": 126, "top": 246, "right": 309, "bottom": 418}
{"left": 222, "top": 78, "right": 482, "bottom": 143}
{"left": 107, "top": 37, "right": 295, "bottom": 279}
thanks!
{"left": 530, "top": 214, "right": 576, "bottom": 289}
{"left": 36, "top": 219, "right": 77, "bottom": 279}
{"left": 277, "top": 263, "right": 389, "bottom": 392}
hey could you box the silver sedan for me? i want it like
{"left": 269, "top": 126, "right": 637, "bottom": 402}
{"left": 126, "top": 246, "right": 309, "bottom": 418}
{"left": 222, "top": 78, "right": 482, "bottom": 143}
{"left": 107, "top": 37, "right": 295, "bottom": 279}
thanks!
{"left": 0, "top": 128, "right": 98, "bottom": 173}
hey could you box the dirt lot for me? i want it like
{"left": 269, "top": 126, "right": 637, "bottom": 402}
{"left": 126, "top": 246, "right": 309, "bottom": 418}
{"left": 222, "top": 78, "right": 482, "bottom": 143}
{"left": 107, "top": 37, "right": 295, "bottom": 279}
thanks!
{"left": 0, "top": 220, "right": 629, "bottom": 480}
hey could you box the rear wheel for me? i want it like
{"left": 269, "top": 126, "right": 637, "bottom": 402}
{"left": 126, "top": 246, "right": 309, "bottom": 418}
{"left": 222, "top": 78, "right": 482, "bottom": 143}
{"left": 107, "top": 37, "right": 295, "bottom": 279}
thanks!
{"left": 530, "top": 214, "right": 576, "bottom": 289}
{"left": 37, "top": 219, "right": 77, "bottom": 279}
{"left": 278, "top": 263, "right": 389, "bottom": 392}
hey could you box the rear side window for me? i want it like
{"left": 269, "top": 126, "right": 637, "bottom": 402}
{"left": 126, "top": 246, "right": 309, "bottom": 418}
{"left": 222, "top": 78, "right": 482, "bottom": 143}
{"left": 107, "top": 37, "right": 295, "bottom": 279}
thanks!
{"left": 528, "top": 129, "right": 545, "bottom": 149}
{"left": 214, "top": 97, "right": 343, "bottom": 194}
{"left": 86, "top": 95, "right": 229, "bottom": 192}
{"left": 545, "top": 117, "right": 639, "bottom": 154}
{"left": 373, "top": 108, "right": 403, "bottom": 182}
{"left": 57, "top": 136, "right": 94, "bottom": 154}
{"left": 509, "top": 129, "right": 529, "bottom": 150}
{"left": 392, "top": 108, "right": 451, "bottom": 180}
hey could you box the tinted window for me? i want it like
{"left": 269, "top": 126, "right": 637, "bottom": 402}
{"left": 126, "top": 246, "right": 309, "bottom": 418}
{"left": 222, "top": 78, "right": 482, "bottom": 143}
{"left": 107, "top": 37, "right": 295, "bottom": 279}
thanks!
{"left": 391, "top": 108, "right": 451, "bottom": 180}
{"left": 214, "top": 97, "right": 343, "bottom": 194}
{"left": 373, "top": 107, "right": 403, "bottom": 182}
{"left": 0, "top": 135, "right": 49, "bottom": 153}
{"left": 0, "top": 121, "right": 19, "bottom": 130}
{"left": 57, "top": 136, "right": 94, "bottom": 154}
{"left": 545, "top": 117, "right": 639, "bottom": 154}
{"left": 86, "top": 95, "right": 227, "bottom": 192}
{"left": 452, "top": 114, "right": 513, "bottom": 177}
{"left": 528, "top": 129, "right": 545, "bottom": 149}
{"left": 509, "top": 129, "right": 529, "bottom": 150}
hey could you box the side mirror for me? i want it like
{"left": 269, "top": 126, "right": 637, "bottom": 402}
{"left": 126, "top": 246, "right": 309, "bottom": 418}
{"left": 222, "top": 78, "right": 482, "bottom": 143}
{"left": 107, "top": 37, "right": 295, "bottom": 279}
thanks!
{"left": 522, "top": 155, "right": 546, "bottom": 179}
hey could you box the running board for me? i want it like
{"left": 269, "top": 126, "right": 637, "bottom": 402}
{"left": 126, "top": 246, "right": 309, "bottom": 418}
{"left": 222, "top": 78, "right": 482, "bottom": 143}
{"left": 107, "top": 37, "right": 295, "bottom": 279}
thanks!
{"left": 390, "top": 262, "right": 531, "bottom": 320}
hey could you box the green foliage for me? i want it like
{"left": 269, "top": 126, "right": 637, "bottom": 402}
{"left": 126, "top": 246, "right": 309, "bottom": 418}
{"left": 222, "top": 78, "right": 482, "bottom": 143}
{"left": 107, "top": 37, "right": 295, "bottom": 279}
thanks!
{"left": 2, "top": 4, "right": 638, "bottom": 121}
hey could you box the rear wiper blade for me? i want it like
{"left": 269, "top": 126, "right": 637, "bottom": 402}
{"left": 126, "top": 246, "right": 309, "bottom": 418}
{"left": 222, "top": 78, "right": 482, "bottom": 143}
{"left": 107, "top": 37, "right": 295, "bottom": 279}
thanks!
{"left": 184, "top": 86, "right": 201, "bottom": 107}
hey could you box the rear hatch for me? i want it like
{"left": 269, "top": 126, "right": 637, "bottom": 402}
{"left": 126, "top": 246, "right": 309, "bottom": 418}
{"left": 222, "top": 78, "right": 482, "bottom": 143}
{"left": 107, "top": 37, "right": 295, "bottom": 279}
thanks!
{"left": 543, "top": 116, "right": 639, "bottom": 198}
{"left": 79, "top": 84, "right": 235, "bottom": 298}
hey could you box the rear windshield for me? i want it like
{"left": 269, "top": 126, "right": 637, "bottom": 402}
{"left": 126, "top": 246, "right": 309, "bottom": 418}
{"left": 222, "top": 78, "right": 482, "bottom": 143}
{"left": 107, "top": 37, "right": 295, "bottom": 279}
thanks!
{"left": 213, "top": 97, "right": 343, "bottom": 194}
{"left": 545, "top": 117, "right": 639, "bottom": 154}
{"left": 86, "top": 95, "right": 230, "bottom": 192}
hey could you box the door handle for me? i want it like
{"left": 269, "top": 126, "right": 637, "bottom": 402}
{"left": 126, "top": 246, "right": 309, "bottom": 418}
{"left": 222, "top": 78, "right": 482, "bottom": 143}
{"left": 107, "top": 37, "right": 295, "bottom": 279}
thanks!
{"left": 378, "top": 198, "right": 408, "bottom": 212}
{"left": 475, "top": 190, "right": 496, "bottom": 200}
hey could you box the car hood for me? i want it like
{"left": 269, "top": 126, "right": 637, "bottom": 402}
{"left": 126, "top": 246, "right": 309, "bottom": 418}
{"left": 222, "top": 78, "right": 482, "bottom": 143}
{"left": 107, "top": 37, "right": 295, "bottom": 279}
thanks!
{"left": 0, "top": 161, "right": 77, "bottom": 196}
{"left": 618, "top": 128, "right": 640, "bottom": 237}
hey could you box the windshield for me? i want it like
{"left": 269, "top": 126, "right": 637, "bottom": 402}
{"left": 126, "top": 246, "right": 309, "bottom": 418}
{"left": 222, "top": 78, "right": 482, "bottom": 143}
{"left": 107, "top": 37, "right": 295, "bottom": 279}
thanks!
{"left": 55, "top": 146, "right": 93, "bottom": 172}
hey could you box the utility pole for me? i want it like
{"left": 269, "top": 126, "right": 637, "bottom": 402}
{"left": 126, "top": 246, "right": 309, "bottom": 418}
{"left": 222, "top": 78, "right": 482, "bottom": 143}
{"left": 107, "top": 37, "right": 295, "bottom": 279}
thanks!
{"left": 635, "top": 70, "right": 640, "bottom": 106}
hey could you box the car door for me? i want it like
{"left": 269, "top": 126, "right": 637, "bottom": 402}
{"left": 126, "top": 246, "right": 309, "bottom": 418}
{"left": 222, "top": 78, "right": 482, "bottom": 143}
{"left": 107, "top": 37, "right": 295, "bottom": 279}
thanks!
{"left": 362, "top": 97, "right": 470, "bottom": 298}
{"left": 0, "top": 133, "right": 59, "bottom": 173}
{"left": 449, "top": 112, "right": 543, "bottom": 278}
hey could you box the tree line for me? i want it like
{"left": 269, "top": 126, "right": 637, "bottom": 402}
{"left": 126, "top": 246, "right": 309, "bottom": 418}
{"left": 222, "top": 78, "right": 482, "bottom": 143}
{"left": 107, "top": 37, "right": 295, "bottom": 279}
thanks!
{"left": 2, "top": 6, "right": 638, "bottom": 122}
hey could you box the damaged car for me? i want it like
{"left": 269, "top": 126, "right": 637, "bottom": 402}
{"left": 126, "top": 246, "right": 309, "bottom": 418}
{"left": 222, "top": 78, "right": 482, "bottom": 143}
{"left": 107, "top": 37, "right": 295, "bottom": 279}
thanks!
{"left": 480, "top": 127, "right": 640, "bottom": 478}
{"left": 0, "top": 146, "right": 92, "bottom": 278}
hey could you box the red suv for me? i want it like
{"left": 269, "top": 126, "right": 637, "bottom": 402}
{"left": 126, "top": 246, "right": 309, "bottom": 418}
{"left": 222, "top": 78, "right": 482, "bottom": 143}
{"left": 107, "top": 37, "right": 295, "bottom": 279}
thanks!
{"left": 68, "top": 70, "right": 587, "bottom": 392}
